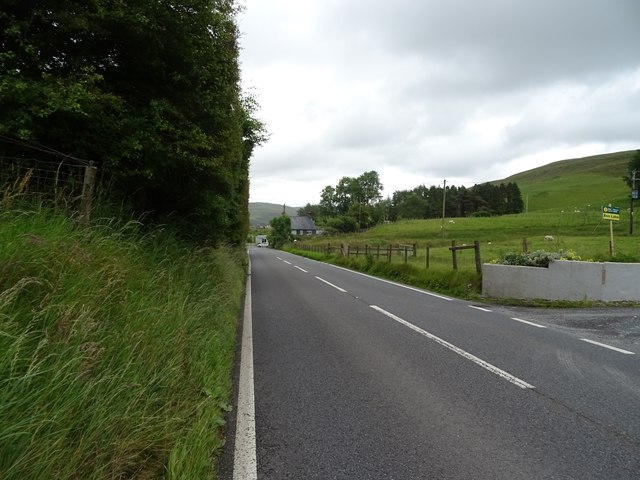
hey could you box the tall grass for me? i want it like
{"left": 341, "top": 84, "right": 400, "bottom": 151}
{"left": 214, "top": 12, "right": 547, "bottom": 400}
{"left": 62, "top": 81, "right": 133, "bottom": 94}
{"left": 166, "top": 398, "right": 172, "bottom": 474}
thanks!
{"left": 0, "top": 207, "right": 245, "bottom": 479}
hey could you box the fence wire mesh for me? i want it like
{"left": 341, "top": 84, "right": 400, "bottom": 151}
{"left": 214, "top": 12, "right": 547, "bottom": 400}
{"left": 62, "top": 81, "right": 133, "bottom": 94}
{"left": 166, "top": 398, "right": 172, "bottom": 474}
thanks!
{"left": 0, "top": 156, "right": 89, "bottom": 208}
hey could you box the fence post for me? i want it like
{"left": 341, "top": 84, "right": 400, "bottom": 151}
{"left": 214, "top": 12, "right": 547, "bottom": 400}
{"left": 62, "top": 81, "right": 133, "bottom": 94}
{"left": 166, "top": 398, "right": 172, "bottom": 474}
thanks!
{"left": 451, "top": 240, "right": 458, "bottom": 270}
{"left": 426, "top": 246, "right": 430, "bottom": 269}
{"left": 413, "top": 243, "right": 417, "bottom": 257}
{"left": 474, "top": 240, "right": 482, "bottom": 274}
{"left": 522, "top": 237, "right": 528, "bottom": 253}
{"left": 388, "top": 245, "right": 392, "bottom": 262}
{"left": 79, "top": 164, "right": 97, "bottom": 226}
{"left": 377, "top": 244, "right": 380, "bottom": 260}
{"left": 404, "top": 245, "right": 408, "bottom": 264}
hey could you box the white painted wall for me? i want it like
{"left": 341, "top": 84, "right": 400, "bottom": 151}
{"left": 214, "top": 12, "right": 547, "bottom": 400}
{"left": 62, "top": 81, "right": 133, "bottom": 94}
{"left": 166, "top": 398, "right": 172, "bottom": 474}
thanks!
{"left": 482, "top": 261, "right": 640, "bottom": 302}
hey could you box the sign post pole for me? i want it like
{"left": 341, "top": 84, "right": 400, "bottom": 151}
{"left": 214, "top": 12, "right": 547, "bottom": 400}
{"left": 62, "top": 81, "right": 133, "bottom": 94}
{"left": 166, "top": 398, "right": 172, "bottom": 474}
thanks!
{"left": 603, "top": 205, "right": 620, "bottom": 256}
{"left": 610, "top": 220, "right": 615, "bottom": 256}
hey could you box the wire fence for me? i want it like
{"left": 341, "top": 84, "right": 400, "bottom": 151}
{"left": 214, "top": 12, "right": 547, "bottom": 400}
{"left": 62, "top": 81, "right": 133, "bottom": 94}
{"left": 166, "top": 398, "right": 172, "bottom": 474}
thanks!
{"left": 1, "top": 137, "right": 98, "bottom": 222}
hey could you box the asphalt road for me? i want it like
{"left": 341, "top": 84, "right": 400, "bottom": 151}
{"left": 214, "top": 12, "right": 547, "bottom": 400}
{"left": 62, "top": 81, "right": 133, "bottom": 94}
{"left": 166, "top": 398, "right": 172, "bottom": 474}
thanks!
{"left": 220, "top": 247, "right": 640, "bottom": 479}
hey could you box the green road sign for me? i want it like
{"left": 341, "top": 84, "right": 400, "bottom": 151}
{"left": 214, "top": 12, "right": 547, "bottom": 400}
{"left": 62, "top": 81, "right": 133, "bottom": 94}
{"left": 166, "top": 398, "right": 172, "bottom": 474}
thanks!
{"left": 603, "top": 206, "right": 620, "bottom": 221}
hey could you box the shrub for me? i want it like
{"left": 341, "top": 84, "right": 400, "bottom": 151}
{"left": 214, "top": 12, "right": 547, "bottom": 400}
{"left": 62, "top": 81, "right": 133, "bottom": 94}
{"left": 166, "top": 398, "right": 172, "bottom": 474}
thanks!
{"left": 497, "top": 249, "right": 582, "bottom": 267}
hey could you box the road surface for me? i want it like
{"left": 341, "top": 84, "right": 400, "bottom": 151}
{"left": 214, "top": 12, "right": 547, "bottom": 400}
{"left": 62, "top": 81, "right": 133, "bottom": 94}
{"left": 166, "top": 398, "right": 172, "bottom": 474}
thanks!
{"left": 220, "top": 247, "right": 640, "bottom": 479}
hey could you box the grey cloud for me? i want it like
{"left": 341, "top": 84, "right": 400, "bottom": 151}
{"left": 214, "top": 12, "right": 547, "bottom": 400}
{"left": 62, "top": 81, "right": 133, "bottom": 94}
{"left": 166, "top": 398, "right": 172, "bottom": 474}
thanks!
{"left": 240, "top": 0, "right": 640, "bottom": 206}
{"left": 324, "top": 0, "right": 640, "bottom": 89}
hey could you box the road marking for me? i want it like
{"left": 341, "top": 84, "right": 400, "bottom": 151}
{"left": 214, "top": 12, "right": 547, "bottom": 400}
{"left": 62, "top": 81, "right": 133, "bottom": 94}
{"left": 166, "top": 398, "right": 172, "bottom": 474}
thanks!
{"left": 294, "top": 266, "right": 308, "bottom": 273}
{"left": 580, "top": 338, "right": 635, "bottom": 355}
{"left": 370, "top": 305, "right": 535, "bottom": 389}
{"left": 276, "top": 256, "right": 283, "bottom": 260}
{"left": 469, "top": 305, "right": 492, "bottom": 312}
{"left": 233, "top": 264, "right": 257, "bottom": 480}
{"left": 315, "top": 276, "right": 347, "bottom": 293}
{"left": 327, "top": 263, "right": 452, "bottom": 301}
{"left": 511, "top": 317, "right": 547, "bottom": 329}
{"left": 283, "top": 260, "right": 292, "bottom": 265}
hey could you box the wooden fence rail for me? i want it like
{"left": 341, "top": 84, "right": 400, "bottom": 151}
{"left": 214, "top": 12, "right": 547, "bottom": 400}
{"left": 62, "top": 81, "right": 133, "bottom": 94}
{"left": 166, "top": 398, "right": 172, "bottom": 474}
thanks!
{"left": 294, "top": 241, "right": 481, "bottom": 274}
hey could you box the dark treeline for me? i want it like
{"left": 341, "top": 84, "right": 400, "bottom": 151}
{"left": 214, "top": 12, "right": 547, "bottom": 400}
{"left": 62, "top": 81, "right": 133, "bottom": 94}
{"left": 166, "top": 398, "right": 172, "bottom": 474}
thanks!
{"left": 0, "top": 0, "right": 266, "bottom": 244}
{"left": 300, "top": 172, "right": 524, "bottom": 233}
{"left": 389, "top": 181, "right": 524, "bottom": 221}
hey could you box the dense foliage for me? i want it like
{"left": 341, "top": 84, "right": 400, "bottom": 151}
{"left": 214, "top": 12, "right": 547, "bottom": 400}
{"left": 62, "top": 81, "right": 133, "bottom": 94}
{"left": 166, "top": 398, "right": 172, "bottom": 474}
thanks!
{"left": 497, "top": 249, "right": 582, "bottom": 267}
{"left": 389, "top": 182, "right": 524, "bottom": 220}
{"left": 624, "top": 150, "right": 640, "bottom": 188}
{"left": 0, "top": 0, "right": 266, "bottom": 244}
{"left": 269, "top": 214, "right": 291, "bottom": 248}
{"left": 316, "top": 171, "right": 385, "bottom": 228}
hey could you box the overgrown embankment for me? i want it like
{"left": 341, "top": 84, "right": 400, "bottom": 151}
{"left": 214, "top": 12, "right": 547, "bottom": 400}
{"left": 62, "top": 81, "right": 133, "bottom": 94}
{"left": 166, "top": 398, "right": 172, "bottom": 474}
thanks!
{"left": 0, "top": 209, "right": 245, "bottom": 479}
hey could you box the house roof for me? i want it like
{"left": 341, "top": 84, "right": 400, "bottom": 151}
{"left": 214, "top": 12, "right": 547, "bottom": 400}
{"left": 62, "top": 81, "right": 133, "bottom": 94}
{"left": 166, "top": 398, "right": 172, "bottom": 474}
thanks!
{"left": 290, "top": 215, "right": 317, "bottom": 230}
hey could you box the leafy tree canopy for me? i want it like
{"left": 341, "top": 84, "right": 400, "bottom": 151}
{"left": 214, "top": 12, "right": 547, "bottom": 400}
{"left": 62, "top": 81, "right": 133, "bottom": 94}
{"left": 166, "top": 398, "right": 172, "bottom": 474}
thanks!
{"left": 624, "top": 150, "right": 640, "bottom": 189}
{"left": 0, "top": 0, "right": 267, "bottom": 244}
{"left": 269, "top": 214, "right": 291, "bottom": 248}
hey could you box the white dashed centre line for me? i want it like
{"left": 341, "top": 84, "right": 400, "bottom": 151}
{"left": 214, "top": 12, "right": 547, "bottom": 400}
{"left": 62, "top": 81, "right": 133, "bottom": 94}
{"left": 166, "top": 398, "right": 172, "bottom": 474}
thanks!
{"left": 469, "top": 305, "right": 492, "bottom": 312}
{"left": 294, "top": 266, "right": 308, "bottom": 273}
{"left": 315, "top": 276, "right": 347, "bottom": 293}
{"left": 511, "top": 317, "right": 547, "bottom": 329}
{"left": 370, "top": 305, "right": 535, "bottom": 389}
{"left": 580, "top": 338, "right": 635, "bottom": 355}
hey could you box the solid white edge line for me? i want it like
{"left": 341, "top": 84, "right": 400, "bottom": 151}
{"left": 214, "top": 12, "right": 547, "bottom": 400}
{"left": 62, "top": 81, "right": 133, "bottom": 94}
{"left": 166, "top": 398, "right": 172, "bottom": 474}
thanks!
{"left": 327, "top": 263, "right": 453, "bottom": 301}
{"left": 370, "top": 305, "right": 535, "bottom": 389}
{"left": 511, "top": 317, "right": 547, "bottom": 329}
{"left": 233, "top": 262, "right": 257, "bottom": 480}
{"left": 294, "top": 266, "right": 308, "bottom": 273}
{"left": 315, "top": 276, "right": 347, "bottom": 293}
{"left": 580, "top": 338, "right": 635, "bottom": 355}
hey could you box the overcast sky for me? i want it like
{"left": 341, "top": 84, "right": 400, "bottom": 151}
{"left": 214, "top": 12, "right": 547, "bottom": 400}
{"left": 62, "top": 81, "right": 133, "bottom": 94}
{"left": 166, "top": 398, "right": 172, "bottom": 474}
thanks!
{"left": 238, "top": 0, "right": 640, "bottom": 207}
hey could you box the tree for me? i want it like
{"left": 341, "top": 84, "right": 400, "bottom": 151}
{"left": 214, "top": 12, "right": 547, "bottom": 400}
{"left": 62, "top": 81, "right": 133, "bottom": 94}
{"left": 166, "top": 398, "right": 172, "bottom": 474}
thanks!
{"left": 334, "top": 176, "right": 356, "bottom": 214}
{"left": 624, "top": 150, "right": 640, "bottom": 234}
{"left": 396, "top": 193, "right": 427, "bottom": 219}
{"left": 324, "top": 215, "right": 358, "bottom": 234}
{"left": 269, "top": 215, "right": 291, "bottom": 249}
{"left": 319, "top": 186, "right": 337, "bottom": 217}
{"left": 0, "top": 0, "right": 265, "bottom": 244}
{"left": 357, "top": 171, "right": 383, "bottom": 206}
{"left": 317, "top": 171, "right": 384, "bottom": 227}
{"left": 624, "top": 150, "right": 640, "bottom": 188}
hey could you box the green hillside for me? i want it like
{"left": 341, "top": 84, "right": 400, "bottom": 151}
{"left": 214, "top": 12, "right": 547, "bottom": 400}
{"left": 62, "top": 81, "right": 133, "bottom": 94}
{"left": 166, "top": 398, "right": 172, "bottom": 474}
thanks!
{"left": 249, "top": 202, "right": 300, "bottom": 226}
{"left": 500, "top": 150, "right": 637, "bottom": 212}
{"left": 249, "top": 150, "right": 638, "bottom": 226}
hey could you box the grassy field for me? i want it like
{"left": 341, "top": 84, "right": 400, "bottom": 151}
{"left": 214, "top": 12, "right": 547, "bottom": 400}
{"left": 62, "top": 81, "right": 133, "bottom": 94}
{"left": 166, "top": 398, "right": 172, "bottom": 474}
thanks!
{"left": 501, "top": 150, "right": 635, "bottom": 212}
{"left": 0, "top": 208, "right": 245, "bottom": 479}
{"left": 288, "top": 151, "right": 640, "bottom": 300}
{"left": 249, "top": 202, "right": 299, "bottom": 226}
{"left": 288, "top": 210, "right": 640, "bottom": 300}
{"left": 297, "top": 210, "right": 640, "bottom": 261}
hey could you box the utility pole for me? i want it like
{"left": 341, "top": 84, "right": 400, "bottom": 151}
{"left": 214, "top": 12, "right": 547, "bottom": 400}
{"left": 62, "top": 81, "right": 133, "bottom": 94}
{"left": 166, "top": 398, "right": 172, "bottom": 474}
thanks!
{"left": 441, "top": 179, "right": 446, "bottom": 238}
{"left": 630, "top": 170, "right": 637, "bottom": 235}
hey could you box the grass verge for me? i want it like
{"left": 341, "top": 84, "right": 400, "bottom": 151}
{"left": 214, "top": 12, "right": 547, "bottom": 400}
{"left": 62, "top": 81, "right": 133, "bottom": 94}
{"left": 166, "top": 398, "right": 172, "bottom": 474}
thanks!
{"left": 0, "top": 208, "right": 245, "bottom": 479}
{"left": 286, "top": 247, "right": 481, "bottom": 300}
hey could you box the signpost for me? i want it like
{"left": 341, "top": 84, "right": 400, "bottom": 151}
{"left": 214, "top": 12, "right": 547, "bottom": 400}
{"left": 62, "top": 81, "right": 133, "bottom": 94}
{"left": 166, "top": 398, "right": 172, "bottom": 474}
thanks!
{"left": 603, "top": 205, "right": 620, "bottom": 256}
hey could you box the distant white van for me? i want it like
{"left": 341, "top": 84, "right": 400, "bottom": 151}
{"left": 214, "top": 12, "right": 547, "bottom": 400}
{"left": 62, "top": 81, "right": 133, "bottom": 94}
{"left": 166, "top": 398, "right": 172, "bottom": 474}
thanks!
{"left": 256, "top": 235, "right": 269, "bottom": 247}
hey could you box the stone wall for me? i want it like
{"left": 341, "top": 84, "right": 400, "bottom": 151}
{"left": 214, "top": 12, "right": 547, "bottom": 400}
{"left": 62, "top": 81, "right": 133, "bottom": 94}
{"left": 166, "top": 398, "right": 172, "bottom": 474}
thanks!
{"left": 482, "top": 261, "right": 640, "bottom": 302}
